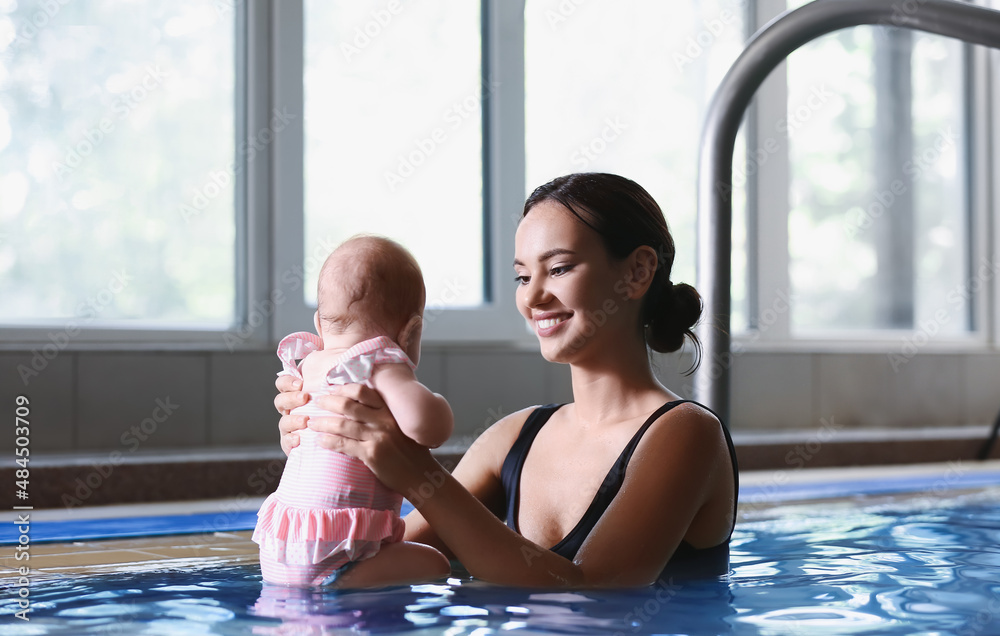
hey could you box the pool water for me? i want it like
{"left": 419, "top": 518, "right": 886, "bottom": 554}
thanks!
{"left": 3, "top": 489, "right": 999, "bottom": 635}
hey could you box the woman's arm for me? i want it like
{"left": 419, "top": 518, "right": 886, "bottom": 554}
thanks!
{"left": 311, "top": 390, "right": 731, "bottom": 587}
{"left": 310, "top": 385, "right": 532, "bottom": 558}
{"left": 307, "top": 386, "right": 590, "bottom": 586}
{"left": 570, "top": 402, "right": 732, "bottom": 586}
{"left": 399, "top": 408, "right": 524, "bottom": 559}
{"left": 405, "top": 456, "right": 587, "bottom": 586}
{"left": 396, "top": 410, "right": 726, "bottom": 588}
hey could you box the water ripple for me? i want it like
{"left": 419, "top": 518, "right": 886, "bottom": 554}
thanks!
{"left": 6, "top": 495, "right": 1000, "bottom": 634}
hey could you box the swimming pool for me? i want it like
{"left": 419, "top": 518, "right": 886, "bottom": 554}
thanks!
{"left": 3, "top": 466, "right": 999, "bottom": 634}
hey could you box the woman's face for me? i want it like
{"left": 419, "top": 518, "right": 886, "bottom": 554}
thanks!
{"left": 513, "top": 200, "right": 636, "bottom": 363}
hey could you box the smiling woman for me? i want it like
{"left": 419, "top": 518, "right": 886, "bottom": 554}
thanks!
{"left": 516, "top": 173, "right": 703, "bottom": 361}
{"left": 276, "top": 172, "right": 737, "bottom": 587}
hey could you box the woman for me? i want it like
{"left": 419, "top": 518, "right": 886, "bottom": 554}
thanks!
{"left": 275, "top": 173, "right": 738, "bottom": 588}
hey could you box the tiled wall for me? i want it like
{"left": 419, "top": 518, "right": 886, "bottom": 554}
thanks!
{"left": 730, "top": 351, "right": 1000, "bottom": 431}
{"left": 2, "top": 347, "right": 999, "bottom": 456}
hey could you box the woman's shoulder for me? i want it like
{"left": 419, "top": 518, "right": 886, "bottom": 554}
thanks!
{"left": 659, "top": 399, "right": 723, "bottom": 426}
{"left": 640, "top": 399, "right": 729, "bottom": 461}
{"left": 461, "top": 404, "right": 555, "bottom": 470}
{"left": 474, "top": 405, "right": 545, "bottom": 447}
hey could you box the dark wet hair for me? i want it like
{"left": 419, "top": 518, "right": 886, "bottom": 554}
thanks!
{"left": 523, "top": 173, "right": 702, "bottom": 365}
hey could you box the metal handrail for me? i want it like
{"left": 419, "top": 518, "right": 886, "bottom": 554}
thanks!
{"left": 694, "top": 0, "right": 1000, "bottom": 424}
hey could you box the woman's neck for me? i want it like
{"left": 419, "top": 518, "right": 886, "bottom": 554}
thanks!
{"left": 567, "top": 340, "right": 675, "bottom": 426}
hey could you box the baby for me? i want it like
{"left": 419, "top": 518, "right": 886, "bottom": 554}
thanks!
{"left": 253, "top": 235, "right": 454, "bottom": 588}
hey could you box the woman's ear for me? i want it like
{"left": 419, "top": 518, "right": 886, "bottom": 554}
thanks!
{"left": 622, "top": 245, "right": 658, "bottom": 300}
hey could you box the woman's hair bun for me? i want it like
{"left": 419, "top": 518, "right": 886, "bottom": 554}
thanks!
{"left": 645, "top": 281, "right": 702, "bottom": 356}
{"left": 524, "top": 173, "right": 705, "bottom": 369}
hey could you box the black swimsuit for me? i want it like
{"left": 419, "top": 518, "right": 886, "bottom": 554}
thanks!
{"left": 500, "top": 400, "right": 739, "bottom": 579}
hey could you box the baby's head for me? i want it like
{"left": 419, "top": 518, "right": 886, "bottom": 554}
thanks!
{"left": 316, "top": 235, "right": 426, "bottom": 363}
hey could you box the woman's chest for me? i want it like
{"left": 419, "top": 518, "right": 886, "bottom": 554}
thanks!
{"left": 514, "top": 423, "right": 636, "bottom": 548}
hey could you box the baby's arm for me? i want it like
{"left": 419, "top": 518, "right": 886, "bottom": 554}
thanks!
{"left": 370, "top": 364, "right": 454, "bottom": 448}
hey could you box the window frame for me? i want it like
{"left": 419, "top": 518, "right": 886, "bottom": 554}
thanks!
{"left": 989, "top": 40, "right": 1000, "bottom": 348}
{"left": 1, "top": 0, "right": 995, "bottom": 355}
{"left": 270, "top": 0, "right": 531, "bottom": 346}
{"left": 734, "top": 0, "right": 995, "bottom": 353}
{"left": 0, "top": 0, "right": 271, "bottom": 352}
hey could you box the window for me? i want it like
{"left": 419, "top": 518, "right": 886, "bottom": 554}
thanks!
{"left": 785, "top": 26, "right": 969, "bottom": 336}
{"left": 272, "top": 0, "right": 527, "bottom": 343}
{"left": 0, "top": 0, "right": 235, "bottom": 330}
{"left": 745, "top": 0, "right": 981, "bottom": 344}
{"left": 302, "top": 0, "right": 484, "bottom": 309}
{"left": 524, "top": 0, "right": 749, "bottom": 327}
{"left": 2, "top": 0, "right": 992, "bottom": 353}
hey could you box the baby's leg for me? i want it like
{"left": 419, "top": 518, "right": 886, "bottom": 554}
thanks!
{"left": 261, "top": 553, "right": 343, "bottom": 588}
{"left": 332, "top": 541, "right": 450, "bottom": 589}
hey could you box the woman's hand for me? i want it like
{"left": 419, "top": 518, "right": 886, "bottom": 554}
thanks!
{"left": 307, "top": 383, "right": 436, "bottom": 494}
{"left": 275, "top": 375, "right": 309, "bottom": 456}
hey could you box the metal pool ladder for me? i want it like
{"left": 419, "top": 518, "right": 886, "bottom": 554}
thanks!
{"left": 694, "top": 0, "right": 1000, "bottom": 430}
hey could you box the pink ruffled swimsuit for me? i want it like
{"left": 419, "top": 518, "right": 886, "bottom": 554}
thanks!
{"left": 253, "top": 333, "right": 413, "bottom": 587}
